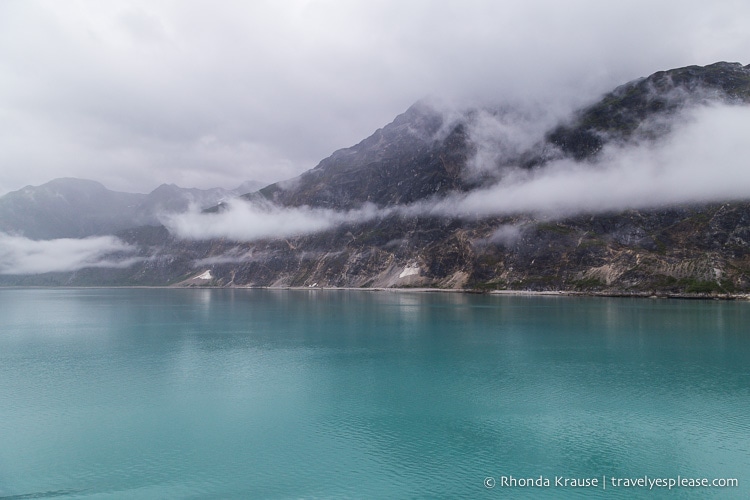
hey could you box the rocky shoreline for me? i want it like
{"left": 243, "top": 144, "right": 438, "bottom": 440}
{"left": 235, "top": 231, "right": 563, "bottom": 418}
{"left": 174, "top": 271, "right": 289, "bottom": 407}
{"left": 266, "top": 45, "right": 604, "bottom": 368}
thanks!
{"left": 2, "top": 283, "right": 748, "bottom": 301}
{"left": 218, "top": 285, "right": 750, "bottom": 301}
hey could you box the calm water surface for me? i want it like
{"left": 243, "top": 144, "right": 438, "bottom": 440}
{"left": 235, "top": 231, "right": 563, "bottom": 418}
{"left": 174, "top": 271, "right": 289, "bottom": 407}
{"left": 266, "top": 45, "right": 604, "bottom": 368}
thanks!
{"left": 0, "top": 288, "right": 748, "bottom": 499}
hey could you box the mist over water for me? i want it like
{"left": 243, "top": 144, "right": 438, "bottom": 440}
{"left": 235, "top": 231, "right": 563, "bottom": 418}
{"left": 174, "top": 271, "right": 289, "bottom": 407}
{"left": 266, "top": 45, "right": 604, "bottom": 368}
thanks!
{"left": 1, "top": 289, "right": 748, "bottom": 498}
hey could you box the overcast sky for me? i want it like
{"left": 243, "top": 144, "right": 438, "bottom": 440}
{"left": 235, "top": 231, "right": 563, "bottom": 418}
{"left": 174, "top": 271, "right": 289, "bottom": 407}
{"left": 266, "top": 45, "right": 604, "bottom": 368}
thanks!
{"left": 1, "top": 0, "right": 749, "bottom": 195}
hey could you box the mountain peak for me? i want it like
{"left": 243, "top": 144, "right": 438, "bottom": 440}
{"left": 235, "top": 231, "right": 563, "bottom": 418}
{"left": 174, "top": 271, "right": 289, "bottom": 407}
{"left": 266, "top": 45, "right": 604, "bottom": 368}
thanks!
{"left": 547, "top": 61, "right": 750, "bottom": 160}
{"left": 256, "top": 98, "right": 467, "bottom": 210}
{"left": 42, "top": 177, "right": 109, "bottom": 191}
{"left": 150, "top": 183, "right": 183, "bottom": 195}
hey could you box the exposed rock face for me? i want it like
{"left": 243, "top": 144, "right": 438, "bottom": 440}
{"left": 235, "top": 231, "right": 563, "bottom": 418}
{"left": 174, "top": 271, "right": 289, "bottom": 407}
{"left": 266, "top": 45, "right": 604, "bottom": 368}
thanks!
{"left": 144, "top": 202, "right": 750, "bottom": 294}
{"left": 4, "top": 201, "right": 748, "bottom": 295}
{"left": 255, "top": 101, "right": 473, "bottom": 209}
{"left": 2, "top": 62, "right": 750, "bottom": 295}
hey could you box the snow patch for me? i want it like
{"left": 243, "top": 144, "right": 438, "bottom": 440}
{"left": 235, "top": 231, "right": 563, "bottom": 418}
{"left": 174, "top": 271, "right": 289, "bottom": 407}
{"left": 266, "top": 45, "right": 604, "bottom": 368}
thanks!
{"left": 196, "top": 270, "right": 213, "bottom": 280}
{"left": 399, "top": 264, "right": 420, "bottom": 278}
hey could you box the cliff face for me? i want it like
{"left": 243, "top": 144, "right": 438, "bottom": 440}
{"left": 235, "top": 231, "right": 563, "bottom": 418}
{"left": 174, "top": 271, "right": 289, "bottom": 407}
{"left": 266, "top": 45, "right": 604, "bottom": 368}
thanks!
{"left": 106, "top": 202, "right": 746, "bottom": 295}
{"left": 2, "top": 62, "right": 750, "bottom": 295}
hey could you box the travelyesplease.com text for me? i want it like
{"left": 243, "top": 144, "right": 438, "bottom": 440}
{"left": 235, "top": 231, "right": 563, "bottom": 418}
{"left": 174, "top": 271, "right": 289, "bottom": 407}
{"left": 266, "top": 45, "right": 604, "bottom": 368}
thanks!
{"left": 483, "top": 474, "right": 738, "bottom": 491}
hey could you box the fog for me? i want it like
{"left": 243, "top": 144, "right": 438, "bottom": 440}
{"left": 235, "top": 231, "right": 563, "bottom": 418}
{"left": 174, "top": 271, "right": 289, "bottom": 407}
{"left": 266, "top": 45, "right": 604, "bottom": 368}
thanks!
{"left": 6, "top": 102, "right": 746, "bottom": 264}
{"left": 166, "top": 103, "right": 750, "bottom": 242}
{"left": 433, "top": 104, "right": 750, "bottom": 217}
{"left": 458, "top": 105, "right": 558, "bottom": 180}
{"left": 0, "top": 233, "right": 140, "bottom": 274}
{"left": 162, "top": 200, "right": 389, "bottom": 241}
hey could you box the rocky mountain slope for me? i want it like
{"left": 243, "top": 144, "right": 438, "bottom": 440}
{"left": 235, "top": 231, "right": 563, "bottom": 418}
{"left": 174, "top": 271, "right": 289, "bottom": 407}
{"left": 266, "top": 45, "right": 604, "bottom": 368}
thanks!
{"left": 255, "top": 101, "right": 473, "bottom": 210}
{"left": 2, "top": 62, "right": 749, "bottom": 295}
{"left": 547, "top": 61, "right": 750, "bottom": 161}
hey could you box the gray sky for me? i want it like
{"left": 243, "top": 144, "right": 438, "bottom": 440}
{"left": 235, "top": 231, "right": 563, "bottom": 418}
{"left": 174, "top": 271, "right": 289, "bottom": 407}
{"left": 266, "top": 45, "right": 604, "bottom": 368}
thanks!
{"left": 1, "top": 0, "right": 749, "bottom": 195}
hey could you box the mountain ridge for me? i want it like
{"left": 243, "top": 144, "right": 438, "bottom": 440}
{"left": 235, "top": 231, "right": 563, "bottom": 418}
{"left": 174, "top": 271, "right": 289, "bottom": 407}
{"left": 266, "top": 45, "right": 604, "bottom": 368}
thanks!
{"left": 254, "top": 100, "right": 472, "bottom": 210}
{"left": 0, "top": 178, "right": 263, "bottom": 239}
{"left": 546, "top": 61, "right": 750, "bottom": 160}
{"left": 2, "top": 62, "right": 750, "bottom": 296}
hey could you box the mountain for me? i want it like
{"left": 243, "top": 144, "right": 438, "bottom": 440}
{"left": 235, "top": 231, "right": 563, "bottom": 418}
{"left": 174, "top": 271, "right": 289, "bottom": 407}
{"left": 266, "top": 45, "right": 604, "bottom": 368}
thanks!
{"left": 255, "top": 62, "right": 750, "bottom": 209}
{"left": 255, "top": 101, "right": 472, "bottom": 209}
{"left": 231, "top": 180, "right": 265, "bottom": 196}
{"left": 2, "top": 62, "right": 750, "bottom": 296}
{"left": 133, "top": 184, "right": 234, "bottom": 226}
{"left": 0, "top": 179, "right": 258, "bottom": 239}
{"left": 546, "top": 61, "right": 750, "bottom": 161}
{"left": 0, "top": 178, "right": 145, "bottom": 239}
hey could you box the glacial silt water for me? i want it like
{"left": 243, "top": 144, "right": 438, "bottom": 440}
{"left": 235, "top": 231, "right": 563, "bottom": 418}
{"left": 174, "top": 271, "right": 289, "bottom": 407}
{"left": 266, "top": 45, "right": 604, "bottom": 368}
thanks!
{"left": 0, "top": 288, "right": 748, "bottom": 498}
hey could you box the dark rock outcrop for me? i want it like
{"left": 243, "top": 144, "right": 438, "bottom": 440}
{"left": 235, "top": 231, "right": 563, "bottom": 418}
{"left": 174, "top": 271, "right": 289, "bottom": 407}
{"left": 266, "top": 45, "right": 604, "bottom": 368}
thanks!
{"left": 255, "top": 101, "right": 473, "bottom": 209}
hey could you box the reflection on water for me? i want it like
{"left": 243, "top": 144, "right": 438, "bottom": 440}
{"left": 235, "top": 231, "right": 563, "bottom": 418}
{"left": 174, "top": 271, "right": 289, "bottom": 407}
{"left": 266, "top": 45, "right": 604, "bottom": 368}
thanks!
{"left": 0, "top": 289, "right": 748, "bottom": 499}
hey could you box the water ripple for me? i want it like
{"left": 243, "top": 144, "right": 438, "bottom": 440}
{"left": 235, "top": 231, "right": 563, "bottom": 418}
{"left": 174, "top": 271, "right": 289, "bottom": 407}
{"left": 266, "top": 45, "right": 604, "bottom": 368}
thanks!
{"left": 1, "top": 289, "right": 749, "bottom": 498}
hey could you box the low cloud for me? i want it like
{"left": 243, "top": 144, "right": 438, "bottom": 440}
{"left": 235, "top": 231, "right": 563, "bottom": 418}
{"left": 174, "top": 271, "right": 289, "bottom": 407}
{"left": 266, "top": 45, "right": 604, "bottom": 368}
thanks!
{"left": 0, "top": 233, "right": 141, "bottom": 274}
{"left": 164, "top": 103, "right": 750, "bottom": 242}
{"left": 429, "top": 104, "right": 750, "bottom": 217}
{"left": 463, "top": 103, "right": 570, "bottom": 178}
{"left": 192, "top": 247, "right": 258, "bottom": 266}
{"left": 489, "top": 224, "right": 524, "bottom": 245}
{"left": 163, "top": 199, "right": 387, "bottom": 241}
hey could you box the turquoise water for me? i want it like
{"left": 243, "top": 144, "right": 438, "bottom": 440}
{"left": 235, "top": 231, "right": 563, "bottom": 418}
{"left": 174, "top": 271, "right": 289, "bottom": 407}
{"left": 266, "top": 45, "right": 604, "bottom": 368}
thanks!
{"left": 0, "top": 289, "right": 748, "bottom": 499}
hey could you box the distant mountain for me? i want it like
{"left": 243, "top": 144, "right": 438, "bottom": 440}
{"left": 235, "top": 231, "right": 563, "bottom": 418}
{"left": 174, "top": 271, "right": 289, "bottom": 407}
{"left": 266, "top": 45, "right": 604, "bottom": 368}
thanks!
{"left": 134, "top": 184, "right": 232, "bottom": 226}
{"left": 231, "top": 180, "right": 265, "bottom": 196}
{"left": 0, "top": 178, "right": 262, "bottom": 239}
{"left": 2, "top": 62, "right": 750, "bottom": 295}
{"left": 0, "top": 178, "right": 145, "bottom": 239}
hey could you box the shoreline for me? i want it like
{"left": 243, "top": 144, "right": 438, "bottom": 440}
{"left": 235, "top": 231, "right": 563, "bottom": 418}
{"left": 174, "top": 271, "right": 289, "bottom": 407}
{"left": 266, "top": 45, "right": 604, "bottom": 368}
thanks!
{"left": 258, "top": 286, "right": 750, "bottom": 301}
{"left": 3, "top": 285, "right": 747, "bottom": 301}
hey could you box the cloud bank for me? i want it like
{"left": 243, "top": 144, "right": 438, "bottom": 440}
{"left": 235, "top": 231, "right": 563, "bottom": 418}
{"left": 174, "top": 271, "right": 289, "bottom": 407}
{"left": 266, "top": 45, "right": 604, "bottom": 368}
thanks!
{"left": 166, "top": 104, "right": 750, "bottom": 242}
{"left": 162, "top": 200, "right": 388, "bottom": 242}
{"left": 431, "top": 104, "right": 750, "bottom": 217}
{"left": 0, "top": 233, "right": 141, "bottom": 274}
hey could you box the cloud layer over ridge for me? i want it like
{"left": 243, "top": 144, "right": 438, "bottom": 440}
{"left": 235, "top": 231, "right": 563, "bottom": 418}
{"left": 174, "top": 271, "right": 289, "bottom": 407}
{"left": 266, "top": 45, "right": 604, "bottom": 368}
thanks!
{"left": 165, "top": 104, "right": 750, "bottom": 241}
